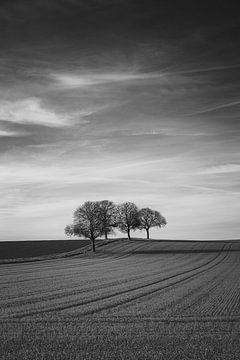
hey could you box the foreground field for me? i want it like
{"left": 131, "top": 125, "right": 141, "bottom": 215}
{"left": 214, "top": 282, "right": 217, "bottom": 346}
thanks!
{"left": 1, "top": 239, "right": 240, "bottom": 359}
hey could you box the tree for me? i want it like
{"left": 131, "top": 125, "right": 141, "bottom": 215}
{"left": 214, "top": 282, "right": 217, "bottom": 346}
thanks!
{"left": 98, "top": 200, "right": 117, "bottom": 240}
{"left": 117, "top": 202, "right": 140, "bottom": 240}
{"left": 139, "top": 207, "right": 167, "bottom": 239}
{"left": 65, "top": 201, "right": 104, "bottom": 252}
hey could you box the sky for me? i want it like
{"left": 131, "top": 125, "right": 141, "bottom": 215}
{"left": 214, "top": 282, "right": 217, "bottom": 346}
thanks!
{"left": 0, "top": 0, "right": 239, "bottom": 240}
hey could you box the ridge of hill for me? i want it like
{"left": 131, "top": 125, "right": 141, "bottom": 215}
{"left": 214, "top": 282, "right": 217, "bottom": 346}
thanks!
{"left": 1, "top": 238, "right": 240, "bottom": 264}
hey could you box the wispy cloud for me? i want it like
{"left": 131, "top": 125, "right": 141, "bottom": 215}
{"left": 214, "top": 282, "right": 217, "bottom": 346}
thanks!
{"left": 130, "top": 129, "right": 210, "bottom": 137}
{"left": 167, "top": 64, "right": 240, "bottom": 76}
{"left": 0, "top": 98, "right": 69, "bottom": 127}
{"left": 0, "top": 97, "right": 91, "bottom": 127}
{"left": 0, "top": 129, "right": 28, "bottom": 137}
{"left": 186, "top": 100, "right": 240, "bottom": 116}
{"left": 182, "top": 184, "right": 240, "bottom": 195}
{"left": 51, "top": 72, "right": 160, "bottom": 88}
{"left": 200, "top": 164, "right": 240, "bottom": 175}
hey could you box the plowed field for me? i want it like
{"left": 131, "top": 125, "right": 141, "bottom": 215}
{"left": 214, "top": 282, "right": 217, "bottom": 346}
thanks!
{"left": 1, "top": 239, "right": 240, "bottom": 359}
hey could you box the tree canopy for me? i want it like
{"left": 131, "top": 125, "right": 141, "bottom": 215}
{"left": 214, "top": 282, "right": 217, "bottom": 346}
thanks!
{"left": 65, "top": 201, "right": 104, "bottom": 252}
{"left": 98, "top": 200, "right": 118, "bottom": 240}
{"left": 139, "top": 207, "right": 167, "bottom": 239}
{"left": 65, "top": 200, "right": 167, "bottom": 251}
{"left": 116, "top": 202, "right": 140, "bottom": 240}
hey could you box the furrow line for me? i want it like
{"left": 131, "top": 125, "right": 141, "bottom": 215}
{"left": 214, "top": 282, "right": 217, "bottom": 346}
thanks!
{"left": 79, "top": 245, "right": 231, "bottom": 317}
{"left": 9, "top": 243, "right": 229, "bottom": 319}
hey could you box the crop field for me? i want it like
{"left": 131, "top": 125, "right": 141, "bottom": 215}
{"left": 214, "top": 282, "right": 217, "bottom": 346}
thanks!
{"left": 0, "top": 239, "right": 91, "bottom": 263}
{"left": 0, "top": 239, "right": 240, "bottom": 359}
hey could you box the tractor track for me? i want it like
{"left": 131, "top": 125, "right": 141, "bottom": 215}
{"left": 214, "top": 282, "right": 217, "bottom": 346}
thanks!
{"left": 8, "top": 243, "right": 231, "bottom": 319}
{"left": 79, "top": 243, "right": 231, "bottom": 317}
{"left": 0, "top": 252, "right": 200, "bottom": 308}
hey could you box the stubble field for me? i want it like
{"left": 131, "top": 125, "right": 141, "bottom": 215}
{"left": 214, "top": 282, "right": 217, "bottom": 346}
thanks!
{"left": 0, "top": 238, "right": 240, "bottom": 359}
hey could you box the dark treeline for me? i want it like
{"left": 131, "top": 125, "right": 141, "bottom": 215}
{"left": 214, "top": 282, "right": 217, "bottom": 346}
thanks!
{"left": 65, "top": 200, "right": 167, "bottom": 252}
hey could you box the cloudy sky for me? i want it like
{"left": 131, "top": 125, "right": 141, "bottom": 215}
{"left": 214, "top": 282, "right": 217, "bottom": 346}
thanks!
{"left": 0, "top": 0, "right": 239, "bottom": 240}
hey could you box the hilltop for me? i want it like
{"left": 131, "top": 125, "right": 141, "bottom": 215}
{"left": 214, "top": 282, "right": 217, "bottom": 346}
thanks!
{"left": 1, "top": 238, "right": 239, "bottom": 264}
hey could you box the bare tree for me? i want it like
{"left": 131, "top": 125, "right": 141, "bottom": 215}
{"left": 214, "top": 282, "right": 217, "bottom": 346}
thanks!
{"left": 65, "top": 201, "right": 104, "bottom": 252}
{"left": 139, "top": 207, "right": 167, "bottom": 239}
{"left": 98, "top": 200, "right": 117, "bottom": 240}
{"left": 117, "top": 202, "right": 140, "bottom": 240}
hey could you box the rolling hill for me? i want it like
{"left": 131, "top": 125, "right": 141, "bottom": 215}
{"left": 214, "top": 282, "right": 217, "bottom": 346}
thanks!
{"left": 1, "top": 238, "right": 240, "bottom": 359}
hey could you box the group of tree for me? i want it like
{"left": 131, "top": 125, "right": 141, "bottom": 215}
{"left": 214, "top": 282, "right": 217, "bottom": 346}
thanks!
{"left": 65, "top": 200, "right": 167, "bottom": 252}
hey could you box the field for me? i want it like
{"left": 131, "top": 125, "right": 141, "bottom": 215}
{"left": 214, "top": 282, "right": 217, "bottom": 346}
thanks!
{"left": 0, "top": 239, "right": 91, "bottom": 263}
{"left": 1, "top": 238, "right": 240, "bottom": 359}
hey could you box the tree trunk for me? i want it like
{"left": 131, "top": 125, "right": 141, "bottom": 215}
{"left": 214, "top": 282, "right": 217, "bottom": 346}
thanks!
{"left": 91, "top": 238, "right": 96, "bottom": 252}
{"left": 146, "top": 228, "right": 150, "bottom": 239}
{"left": 104, "top": 231, "right": 108, "bottom": 240}
{"left": 127, "top": 228, "right": 131, "bottom": 240}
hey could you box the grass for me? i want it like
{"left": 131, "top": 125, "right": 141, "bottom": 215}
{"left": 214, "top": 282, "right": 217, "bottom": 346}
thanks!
{"left": 0, "top": 238, "right": 240, "bottom": 359}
